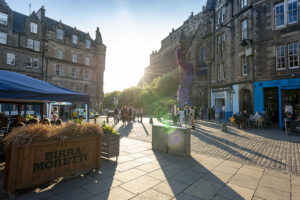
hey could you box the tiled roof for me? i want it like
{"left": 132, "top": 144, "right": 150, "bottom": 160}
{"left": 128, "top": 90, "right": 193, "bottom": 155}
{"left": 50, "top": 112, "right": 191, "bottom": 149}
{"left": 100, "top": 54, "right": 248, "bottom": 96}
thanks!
{"left": 12, "top": 11, "right": 27, "bottom": 34}
{"left": 205, "top": 0, "right": 216, "bottom": 11}
{"left": 12, "top": 11, "right": 89, "bottom": 40}
{"left": 44, "top": 17, "right": 88, "bottom": 41}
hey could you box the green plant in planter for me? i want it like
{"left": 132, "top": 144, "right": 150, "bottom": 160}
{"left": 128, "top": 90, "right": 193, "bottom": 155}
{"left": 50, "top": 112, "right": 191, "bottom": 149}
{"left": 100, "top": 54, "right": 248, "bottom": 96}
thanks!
{"left": 101, "top": 122, "right": 119, "bottom": 135}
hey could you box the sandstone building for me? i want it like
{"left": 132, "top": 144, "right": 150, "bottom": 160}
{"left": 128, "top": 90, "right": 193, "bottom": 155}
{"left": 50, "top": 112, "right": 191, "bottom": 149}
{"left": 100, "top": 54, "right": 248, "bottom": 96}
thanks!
{"left": 0, "top": 0, "right": 106, "bottom": 114}
{"left": 145, "top": 0, "right": 300, "bottom": 128}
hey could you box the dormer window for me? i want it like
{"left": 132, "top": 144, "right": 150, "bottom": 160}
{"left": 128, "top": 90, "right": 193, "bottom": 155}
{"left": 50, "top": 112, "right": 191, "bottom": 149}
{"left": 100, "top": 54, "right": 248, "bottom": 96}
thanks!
{"left": 57, "top": 29, "right": 63, "bottom": 40}
{"left": 72, "top": 34, "right": 78, "bottom": 44}
{"left": 86, "top": 40, "right": 90, "bottom": 49}
{"left": 30, "top": 22, "right": 38, "bottom": 34}
{"left": 0, "top": 12, "right": 8, "bottom": 25}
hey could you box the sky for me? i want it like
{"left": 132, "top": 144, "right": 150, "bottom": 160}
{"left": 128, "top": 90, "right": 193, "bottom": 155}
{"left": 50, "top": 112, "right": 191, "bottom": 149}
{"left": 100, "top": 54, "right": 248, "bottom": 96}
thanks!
{"left": 6, "top": 0, "right": 206, "bottom": 93}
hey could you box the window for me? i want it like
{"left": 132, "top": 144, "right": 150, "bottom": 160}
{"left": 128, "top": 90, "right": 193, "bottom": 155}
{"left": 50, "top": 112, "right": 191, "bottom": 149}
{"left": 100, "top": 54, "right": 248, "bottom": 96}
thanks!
{"left": 83, "top": 70, "right": 89, "bottom": 80}
{"left": 241, "top": 0, "right": 247, "bottom": 8}
{"left": 86, "top": 40, "right": 90, "bottom": 49}
{"left": 7, "top": 53, "right": 15, "bottom": 65}
{"left": 288, "top": 42, "right": 299, "bottom": 68}
{"left": 0, "top": 32, "right": 7, "bottom": 44}
{"left": 26, "top": 57, "right": 32, "bottom": 68}
{"left": 217, "top": 7, "right": 225, "bottom": 24}
{"left": 222, "top": 33, "right": 226, "bottom": 50}
{"left": 27, "top": 39, "right": 33, "bottom": 49}
{"left": 275, "top": 3, "right": 285, "bottom": 27}
{"left": 241, "top": 19, "right": 247, "bottom": 40}
{"left": 217, "top": 63, "right": 225, "bottom": 81}
{"left": 57, "top": 29, "right": 63, "bottom": 40}
{"left": 71, "top": 68, "right": 78, "bottom": 78}
{"left": 276, "top": 45, "right": 286, "bottom": 70}
{"left": 85, "top": 57, "right": 90, "bottom": 66}
{"left": 242, "top": 56, "right": 248, "bottom": 76}
{"left": 72, "top": 54, "right": 77, "bottom": 63}
{"left": 0, "top": 12, "right": 8, "bottom": 25}
{"left": 72, "top": 34, "right": 78, "bottom": 44}
{"left": 34, "top": 40, "right": 40, "bottom": 51}
{"left": 84, "top": 85, "right": 88, "bottom": 93}
{"left": 288, "top": 0, "right": 298, "bottom": 24}
{"left": 217, "top": 35, "right": 222, "bottom": 52}
{"left": 57, "top": 49, "right": 63, "bottom": 59}
{"left": 71, "top": 83, "right": 76, "bottom": 91}
{"left": 55, "top": 81, "right": 62, "bottom": 86}
{"left": 30, "top": 22, "right": 38, "bottom": 33}
{"left": 55, "top": 65, "right": 63, "bottom": 76}
{"left": 33, "top": 58, "right": 39, "bottom": 68}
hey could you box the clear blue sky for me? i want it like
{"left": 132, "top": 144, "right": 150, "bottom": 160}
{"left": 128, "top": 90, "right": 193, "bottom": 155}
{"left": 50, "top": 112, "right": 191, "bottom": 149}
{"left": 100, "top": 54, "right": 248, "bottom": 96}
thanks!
{"left": 6, "top": 0, "right": 206, "bottom": 93}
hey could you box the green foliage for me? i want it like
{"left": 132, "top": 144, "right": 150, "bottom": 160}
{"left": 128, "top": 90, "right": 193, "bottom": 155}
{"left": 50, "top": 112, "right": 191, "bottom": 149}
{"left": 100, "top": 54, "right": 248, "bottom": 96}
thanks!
{"left": 101, "top": 122, "right": 119, "bottom": 135}
{"left": 103, "top": 69, "right": 180, "bottom": 115}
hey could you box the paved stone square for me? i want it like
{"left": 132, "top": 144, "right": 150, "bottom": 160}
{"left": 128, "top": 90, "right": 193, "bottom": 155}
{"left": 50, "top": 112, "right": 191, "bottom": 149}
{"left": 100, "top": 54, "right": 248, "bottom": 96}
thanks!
{"left": 0, "top": 137, "right": 299, "bottom": 200}
{"left": 113, "top": 118, "right": 300, "bottom": 175}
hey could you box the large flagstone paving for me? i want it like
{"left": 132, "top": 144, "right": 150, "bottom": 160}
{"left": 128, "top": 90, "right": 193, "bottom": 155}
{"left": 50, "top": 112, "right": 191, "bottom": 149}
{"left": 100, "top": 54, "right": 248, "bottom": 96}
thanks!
{"left": 1, "top": 137, "right": 299, "bottom": 200}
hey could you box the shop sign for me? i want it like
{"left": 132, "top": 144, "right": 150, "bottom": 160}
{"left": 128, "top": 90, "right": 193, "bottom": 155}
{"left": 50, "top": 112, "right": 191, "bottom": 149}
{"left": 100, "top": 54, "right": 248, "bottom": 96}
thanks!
{"left": 214, "top": 92, "right": 225, "bottom": 98}
{"left": 212, "top": 86, "right": 233, "bottom": 92}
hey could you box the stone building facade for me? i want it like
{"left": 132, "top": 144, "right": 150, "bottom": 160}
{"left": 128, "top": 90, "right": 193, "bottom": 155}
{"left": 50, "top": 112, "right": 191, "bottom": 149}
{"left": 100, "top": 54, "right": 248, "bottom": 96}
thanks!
{"left": 0, "top": 0, "right": 106, "bottom": 112}
{"left": 145, "top": 0, "right": 300, "bottom": 127}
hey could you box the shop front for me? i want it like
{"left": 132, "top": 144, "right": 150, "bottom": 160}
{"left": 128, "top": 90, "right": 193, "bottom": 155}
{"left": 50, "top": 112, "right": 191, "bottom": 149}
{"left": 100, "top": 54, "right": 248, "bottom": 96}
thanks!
{"left": 211, "top": 85, "right": 239, "bottom": 121}
{"left": 254, "top": 78, "right": 300, "bottom": 128}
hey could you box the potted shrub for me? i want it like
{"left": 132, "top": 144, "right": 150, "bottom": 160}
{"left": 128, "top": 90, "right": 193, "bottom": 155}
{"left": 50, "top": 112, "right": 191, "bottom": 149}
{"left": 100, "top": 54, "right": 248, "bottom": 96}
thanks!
{"left": 100, "top": 122, "right": 120, "bottom": 160}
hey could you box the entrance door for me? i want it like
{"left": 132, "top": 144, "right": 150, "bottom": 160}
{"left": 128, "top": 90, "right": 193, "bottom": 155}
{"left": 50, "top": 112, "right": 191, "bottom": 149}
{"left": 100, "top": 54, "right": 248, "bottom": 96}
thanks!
{"left": 263, "top": 87, "right": 279, "bottom": 124}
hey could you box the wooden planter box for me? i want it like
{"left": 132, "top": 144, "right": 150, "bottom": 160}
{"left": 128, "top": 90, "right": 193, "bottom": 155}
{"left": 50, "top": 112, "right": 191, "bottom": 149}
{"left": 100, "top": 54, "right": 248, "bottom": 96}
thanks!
{"left": 4, "top": 134, "right": 101, "bottom": 196}
{"left": 101, "top": 134, "right": 120, "bottom": 159}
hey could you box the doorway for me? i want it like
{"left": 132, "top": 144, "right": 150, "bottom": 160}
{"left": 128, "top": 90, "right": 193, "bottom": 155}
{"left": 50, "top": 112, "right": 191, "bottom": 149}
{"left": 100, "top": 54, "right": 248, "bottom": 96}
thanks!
{"left": 263, "top": 87, "right": 279, "bottom": 124}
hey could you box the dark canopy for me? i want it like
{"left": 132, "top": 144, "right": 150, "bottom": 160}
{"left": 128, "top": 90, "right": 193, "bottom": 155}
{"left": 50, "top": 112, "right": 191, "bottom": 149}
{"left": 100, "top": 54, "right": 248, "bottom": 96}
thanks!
{"left": 0, "top": 70, "right": 89, "bottom": 103}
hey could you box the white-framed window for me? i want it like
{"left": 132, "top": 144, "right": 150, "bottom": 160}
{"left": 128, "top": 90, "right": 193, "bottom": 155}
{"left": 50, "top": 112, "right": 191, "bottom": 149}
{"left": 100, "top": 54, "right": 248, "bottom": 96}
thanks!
{"left": 217, "top": 63, "right": 225, "bottom": 81}
{"left": 288, "top": 0, "right": 298, "bottom": 24}
{"left": 71, "top": 68, "right": 78, "bottom": 78}
{"left": 30, "top": 22, "right": 38, "bottom": 33}
{"left": 0, "top": 12, "right": 8, "bottom": 25}
{"left": 217, "top": 35, "right": 222, "bottom": 52}
{"left": 33, "top": 58, "right": 39, "bottom": 68}
{"left": 72, "top": 54, "right": 77, "bottom": 63}
{"left": 57, "top": 49, "right": 63, "bottom": 59}
{"left": 72, "top": 34, "right": 78, "bottom": 44}
{"left": 86, "top": 40, "right": 90, "bottom": 49}
{"left": 55, "top": 65, "right": 63, "bottom": 76}
{"left": 83, "top": 69, "right": 89, "bottom": 80}
{"left": 55, "top": 81, "right": 62, "bottom": 86}
{"left": 27, "top": 39, "right": 33, "bottom": 49}
{"left": 242, "top": 56, "right": 248, "bottom": 76}
{"left": 0, "top": 32, "right": 7, "bottom": 44}
{"left": 275, "top": 2, "right": 285, "bottom": 27}
{"left": 222, "top": 32, "right": 226, "bottom": 50}
{"left": 241, "top": 0, "right": 247, "bottom": 9}
{"left": 276, "top": 45, "right": 286, "bottom": 70}
{"left": 217, "top": 7, "right": 225, "bottom": 25}
{"left": 288, "top": 42, "right": 299, "bottom": 68}
{"left": 85, "top": 57, "right": 90, "bottom": 66}
{"left": 241, "top": 19, "right": 247, "bottom": 40}
{"left": 34, "top": 40, "right": 40, "bottom": 51}
{"left": 71, "top": 83, "right": 76, "bottom": 91}
{"left": 7, "top": 53, "right": 15, "bottom": 65}
{"left": 26, "top": 57, "right": 33, "bottom": 68}
{"left": 57, "top": 29, "right": 63, "bottom": 40}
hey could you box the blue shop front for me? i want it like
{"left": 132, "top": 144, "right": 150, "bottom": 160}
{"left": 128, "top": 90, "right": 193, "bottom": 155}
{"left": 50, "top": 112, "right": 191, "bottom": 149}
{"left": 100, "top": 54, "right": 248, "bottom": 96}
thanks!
{"left": 254, "top": 78, "right": 300, "bottom": 128}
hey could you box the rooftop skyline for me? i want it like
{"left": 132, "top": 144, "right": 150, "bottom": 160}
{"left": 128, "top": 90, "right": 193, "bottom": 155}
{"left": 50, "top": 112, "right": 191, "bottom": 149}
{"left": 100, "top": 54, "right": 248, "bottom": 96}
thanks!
{"left": 6, "top": 0, "right": 206, "bottom": 93}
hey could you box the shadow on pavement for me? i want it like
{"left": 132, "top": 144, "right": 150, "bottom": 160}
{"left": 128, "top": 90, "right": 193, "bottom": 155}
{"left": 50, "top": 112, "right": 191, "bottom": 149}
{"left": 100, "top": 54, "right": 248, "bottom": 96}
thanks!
{"left": 153, "top": 151, "right": 246, "bottom": 199}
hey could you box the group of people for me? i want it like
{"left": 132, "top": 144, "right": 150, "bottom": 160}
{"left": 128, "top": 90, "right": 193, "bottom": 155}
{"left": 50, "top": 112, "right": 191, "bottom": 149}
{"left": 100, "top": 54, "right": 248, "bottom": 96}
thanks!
{"left": 231, "top": 110, "right": 271, "bottom": 129}
{"left": 0, "top": 112, "right": 63, "bottom": 137}
{"left": 119, "top": 106, "right": 143, "bottom": 127}
{"left": 173, "top": 105, "right": 196, "bottom": 127}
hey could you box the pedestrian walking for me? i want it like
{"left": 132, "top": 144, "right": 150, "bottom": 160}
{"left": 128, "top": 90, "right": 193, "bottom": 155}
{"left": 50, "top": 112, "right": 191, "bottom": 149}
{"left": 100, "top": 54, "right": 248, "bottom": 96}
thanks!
{"left": 121, "top": 106, "right": 127, "bottom": 127}
{"left": 114, "top": 106, "right": 119, "bottom": 124}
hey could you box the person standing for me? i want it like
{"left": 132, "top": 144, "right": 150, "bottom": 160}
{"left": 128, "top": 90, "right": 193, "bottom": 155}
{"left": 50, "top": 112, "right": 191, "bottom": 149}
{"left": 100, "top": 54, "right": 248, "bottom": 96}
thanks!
{"left": 184, "top": 105, "right": 189, "bottom": 124}
{"left": 114, "top": 106, "right": 119, "bottom": 124}
{"left": 179, "top": 108, "right": 184, "bottom": 126}
{"left": 215, "top": 106, "right": 221, "bottom": 123}
{"left": 140, "top": 107, "right": 143, "bottom": 123}
{"left": 121, "top": 106, "right": 127, "bottom": 127}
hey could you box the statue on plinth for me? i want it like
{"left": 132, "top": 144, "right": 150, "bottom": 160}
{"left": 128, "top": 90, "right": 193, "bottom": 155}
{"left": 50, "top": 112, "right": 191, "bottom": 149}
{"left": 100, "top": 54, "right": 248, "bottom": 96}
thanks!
{"left": 176, "top": 32, "right": 194, "bottom": 109}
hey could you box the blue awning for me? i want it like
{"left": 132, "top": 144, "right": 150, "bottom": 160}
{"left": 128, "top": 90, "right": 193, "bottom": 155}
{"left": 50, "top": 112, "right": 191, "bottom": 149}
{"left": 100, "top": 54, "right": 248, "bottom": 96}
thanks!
{"left": 0, "top": 70, "right": 89, "bottom": 103}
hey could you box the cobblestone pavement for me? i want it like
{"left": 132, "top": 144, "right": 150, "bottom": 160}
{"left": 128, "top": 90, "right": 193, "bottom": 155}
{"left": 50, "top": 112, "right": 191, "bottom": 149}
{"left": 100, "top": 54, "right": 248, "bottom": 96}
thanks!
{"left": 113, "top": 118, "right": 300, "bottom": 175}
{"left": 192, "top": 121, "right": 300, "bottom": 175}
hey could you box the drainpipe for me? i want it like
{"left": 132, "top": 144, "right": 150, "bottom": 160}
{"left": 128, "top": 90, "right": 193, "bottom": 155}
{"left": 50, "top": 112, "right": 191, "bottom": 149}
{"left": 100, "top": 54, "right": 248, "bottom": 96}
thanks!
{"left": 251, "top": 0, "right": 255, "bottom": 114}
